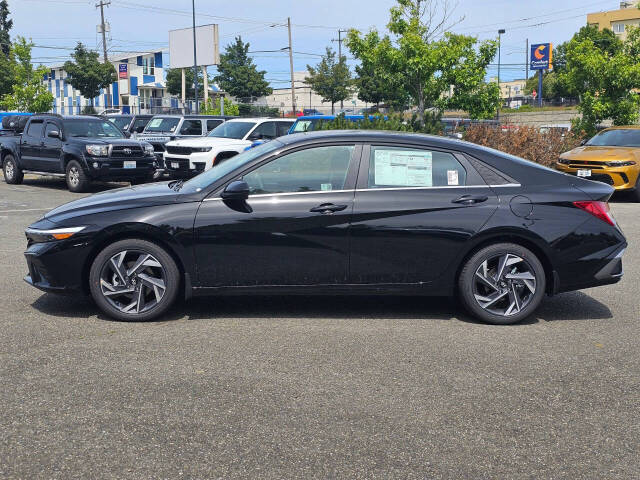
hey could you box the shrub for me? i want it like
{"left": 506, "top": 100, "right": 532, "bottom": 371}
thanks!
{"left": 201, "top": 97, "right": 239, "bottom": 116}
{"left": 316, "top": 112, "right": 443, "bottom": 135}
{"left": 463, "top": 124, "right": 585, "bottom": 167}
{"left": 238, "top": 103, "right": 280, "bottom": 117}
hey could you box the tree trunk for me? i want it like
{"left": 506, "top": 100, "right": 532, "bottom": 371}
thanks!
{"left": 417, "top": 91, "right": 425, "bottom": 128}
{"left": 331, "top": 102, "right": 335, "bottom": 115}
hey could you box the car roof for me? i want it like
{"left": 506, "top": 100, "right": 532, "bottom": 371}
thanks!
{"left": 225, "top": 117, "right": 295, "bottom": 123}
{"left": 295, "top": 115, "right": 366, "bottom": 120}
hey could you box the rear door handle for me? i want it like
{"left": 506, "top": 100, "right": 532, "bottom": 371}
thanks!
{"left": 310, "top": 203, "right": 348, "bottom": 214}
{"left": 452, "top": 194, "right": 489, "bottom": 205}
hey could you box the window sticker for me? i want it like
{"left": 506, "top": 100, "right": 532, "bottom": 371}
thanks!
{"left": 321, "top": 183, "right": 333, "bottom": 191}
{"left": 374, "top": 150, "right": 433, "bottom": 186}
{"left": 447, "top": 170, "right": 459, "bottom": 186}
{"left": 148, "top": 118, "right": 162, "bottom": 128}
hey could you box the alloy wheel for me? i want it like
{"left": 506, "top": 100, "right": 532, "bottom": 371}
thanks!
{"left": 472, "top": 253, "right": 537, "bottom": 317}
{"left": 5, "top": 160, "right": 14, "bottom": 180}
{"left": 99, "top": 250, "right": 167, "bottom": 314}
{"left": 68, "top": 166, "right": 80, "bottom": 186}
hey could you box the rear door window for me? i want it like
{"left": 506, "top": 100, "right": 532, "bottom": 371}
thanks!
{"left": 367, "top": 146, "right": 467, "bottom": 188}
{"left": 180, "top": 120, "right": 203, "bottom": 135}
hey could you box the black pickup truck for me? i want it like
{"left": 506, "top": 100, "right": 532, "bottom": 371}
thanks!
{"left": 0, "top": 114, "right": 158, "bottom": 192}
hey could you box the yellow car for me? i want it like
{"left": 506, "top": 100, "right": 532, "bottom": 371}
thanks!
{"left": 557, "top": 126, "right": 640, "bottom": 202}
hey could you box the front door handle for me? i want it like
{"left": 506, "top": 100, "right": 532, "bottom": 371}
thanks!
{"left": 310, "top": 203, "right": 348, "bottom": 214}
{"left": 452, "top": 194, "right": 489, "bottom": 205}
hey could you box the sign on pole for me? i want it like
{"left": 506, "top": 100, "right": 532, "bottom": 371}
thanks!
{"left": 118, "top": 63, "right": 128, "bottom": 79}
{"left": 169, "top": 24, "right": 220, "bottom": 69}
{"left": 530, "top": 43, "right": 553, "bottom": 70}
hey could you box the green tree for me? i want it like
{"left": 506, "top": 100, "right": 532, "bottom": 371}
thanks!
{"left": 214, "top": 36, "right": 272, "bottom": 100}
{"left": 165, "top": 67, "right": 209, "bottom": 99}
{"left": 306, "top": 47, "right": 352, "bottom": 114}
{"left": 200, "top": 96, "right": 239, "bottom": 116}
{"left": 0, "top": 0, "right": 12, "bottom": 56}
{"left": 63, "top": 43, "right": 116, "bottom": 107}
{"left": 0, "top": 0, "right": 14, "bottom": 97}
{"left": 0, "top": 37, "right": 53, "bottom": 112}
{"left": 560, "top": 25, "right": 640, "bottom": 134}
{"left": 347, "top": 0, "right": 499, "bottom": 124}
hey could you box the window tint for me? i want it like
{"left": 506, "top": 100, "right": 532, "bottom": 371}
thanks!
{"left": 243, "top": 145, "right": 354, "bottom": 195}
{"left": 208, "top": 121, "right": 256, "bottom": 139}
{"left": 180, "top": 120, "right": 203, "bottom": 135}
{"left": 44, "top": 122, "right": 59, "bottom": 139}
{"left": 276, "top": 122, "right": 293, "bottom": 137}
{"left": 368, "top": 146, "right": 467, "bottom": 188}
{"left": 587, "top": 129, "right": 640, "bottom": 147}
{"left": 207, "top": 119, "right": 223, "bottom": 132}
{"left": 252, "top": 121, "right": 277, "bottom": 139}
{"left": 26, "top": 120, "right": 44, "bottom": 139}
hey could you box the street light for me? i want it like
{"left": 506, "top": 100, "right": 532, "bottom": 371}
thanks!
{"left": 497, "top": 29, "right": 505, "bottom": 121}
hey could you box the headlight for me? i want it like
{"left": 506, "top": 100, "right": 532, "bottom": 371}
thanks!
{"left": 558, "top": 158, "right": 571, "bottom": 165}
{"left": 86, "top": 145, "right": 109, "bottom": 156}
{"left": 25, "top": 226, "right": 86, "bottom": 243}
{"left": 192, "top": 147, "right": 212, "bottom": 153}
{"left": 143, "top": 143, "right": 155, "bottom": 156}
{"left": 604, "top": 160, "right": 636, "bottom": 167}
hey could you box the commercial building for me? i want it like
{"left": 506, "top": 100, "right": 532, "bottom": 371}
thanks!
{"left": 587, "top": 1, "right": 640, "bottom": 41}
{"left": 45, "top": 51, "right": 178, "bottom": 115}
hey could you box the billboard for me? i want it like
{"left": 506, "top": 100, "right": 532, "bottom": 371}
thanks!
{"left": 118, "top": 63, "right": 128, "bottom": 79}
{"left": 530, "top": 43, "right": 553, "bottom": 70}
{"left": 169, "top": 24, "right": 220, "bottom": 69}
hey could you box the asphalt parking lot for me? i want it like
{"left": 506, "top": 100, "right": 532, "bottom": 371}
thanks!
{"left": 1, "top": 176, "right": 639, "bottom": 479}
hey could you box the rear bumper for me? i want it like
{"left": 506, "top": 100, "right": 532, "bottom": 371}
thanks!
{"left": 556, "top": 245, "right": 626, "bottom": 293}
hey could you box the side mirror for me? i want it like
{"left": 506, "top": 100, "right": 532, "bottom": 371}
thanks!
{"left": 136, "top": 126, "right": 146, "bottom": 133}
{"left": 221, "top": 180, "right": 250, "bottom": 200}
{"left": 47, "top": 130, "right": 60, "bottom": 139}
{"left": 247, "top": 132, "right": 263, "bottom": 141}
{"left": 580, "top": 139, "right": 587, "bottom": 146}
{"left": 123, "top": 131, "right": 132, "bottom": 139}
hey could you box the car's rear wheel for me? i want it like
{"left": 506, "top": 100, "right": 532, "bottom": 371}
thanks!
{"left": 3, "top": 155, "right": 23, "bottom": 184}
{"left": 458, "top": 243, "right": 546, "bottom": 325}
{"left": 66, "top": 160, "right": 90, "bottom": 192}
{"left": 89, "top": 239, "right": 180, "bottom": 321}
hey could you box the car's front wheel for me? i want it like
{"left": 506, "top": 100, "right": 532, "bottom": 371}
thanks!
{"left": 458, "top": 243, "right": 546, "bottom": 325}
{"left": 3, "top": 154, "right": 23, "bottom": 184}
{"left": 66, "top": 160, "right": 90, "bottom": 192}
{"left": 89, "top": 239, "right": 180, "bottom": 321}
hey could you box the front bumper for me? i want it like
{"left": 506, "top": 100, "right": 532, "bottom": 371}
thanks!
{"left": 164, "top": 151, "right": 213, "bottom": 178}
{"left": 23, "top": 235, "right": 93, "bottom": 296}
{"left": 556, "top": 162, "right": 639, "bottom": 191}
{"left": 86, "top": 156, "right": 156, "bottom": 180}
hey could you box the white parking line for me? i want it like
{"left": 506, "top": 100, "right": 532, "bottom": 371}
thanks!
{"left": 0, "top": 208, "right": 52, "bottom": 214}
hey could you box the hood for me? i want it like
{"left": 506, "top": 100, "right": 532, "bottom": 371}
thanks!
{"left": 70, "top": 137, "right": 145, "bottom": 148}
{"left": 44, "top": 182, "right": 181, "bottom": 224}
{"left": 562, "top": 145, "right": 637, "bottom": 161}
{"left": 167, "top": 136, "right": 250, "bottom": 148}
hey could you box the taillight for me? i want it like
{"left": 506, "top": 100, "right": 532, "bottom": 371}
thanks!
{"left": 573, "top": 201, "right": 616, "bottom": 226}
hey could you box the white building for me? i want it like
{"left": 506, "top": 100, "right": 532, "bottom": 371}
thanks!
{"left": 258, "top": 72, "right": 369, "bottom": 115}
{"left": 45, "top": 51, "right": 179, "bottom": 115}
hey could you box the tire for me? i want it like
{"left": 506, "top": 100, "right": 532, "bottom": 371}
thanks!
{"left": 89, "top": 239, "right": 180, "bottom": 321}
{"left": 458, "top": 243, "right": 546, "bottom": 325}
{"left": 3, "top": 154, "right": 23, "bottom": 184}
{"left": 66, "top": 160, "right": 91, "bottom": 192}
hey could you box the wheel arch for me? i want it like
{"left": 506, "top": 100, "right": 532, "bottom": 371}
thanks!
{"left": 453, "top": 229, "right": 557, "bottom": 295}
{"left": 81, "top": 223, "right": 189, "bottom": 297}
{"left": 214, "top": 150, "right": 240, "bottom": 165}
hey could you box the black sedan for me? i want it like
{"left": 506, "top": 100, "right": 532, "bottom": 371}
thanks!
{"left": 23, "top": 131, "right": 626, "bottom": 324}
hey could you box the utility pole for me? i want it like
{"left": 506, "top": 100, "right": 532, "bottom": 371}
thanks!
{"left": 332, "top": 29, "right": 348, "bottom": 110}
{"left": 525, "top": 38, "right": 529, "bottom": 82}
{"left": 287, "top": 17, "right": 296, "bottom": 115}
{"left": 192, "top": 0, "right": 199, "bottom": 114}
{"left": 96, "top": 0, "right": 111, "bottom": 108}
{"left": 497, "top": 29, "right": 505, "bottom": 122}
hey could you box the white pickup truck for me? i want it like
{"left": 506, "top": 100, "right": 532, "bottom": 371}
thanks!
{"left": 163, "top": 118, "right": 295, "bottom": 177}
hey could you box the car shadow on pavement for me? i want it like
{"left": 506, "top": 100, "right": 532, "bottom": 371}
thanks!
{"left": 30, "top": 290, "right": 612, "bottom": 325}
{"left": 21, "top": 177, "right": 126, "bottom": 193}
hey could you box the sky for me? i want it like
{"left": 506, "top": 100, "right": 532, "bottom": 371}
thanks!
{"left": 8, "top": 0, "right": 623, "bottom": 86}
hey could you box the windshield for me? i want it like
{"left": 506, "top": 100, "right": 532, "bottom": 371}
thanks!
{"left": 207, "top": 121, "right": 256, "bottom": 139}
{"left": 292, "top": 119, "right": 319, "bottom": 133}
{"left": 181, "top": 140, "right": 282, "bottom": 193}
{"left": 144, "top": 117, "right": 180, "bottom": 133}
{"left": 586, "top": 129, "right": 640, "bottom": 147}
{"left": 63, "top": 120, "right": 124, "bottom": 138}
{"left": 108, "top": 116, "right": 132, "bottom": 130}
